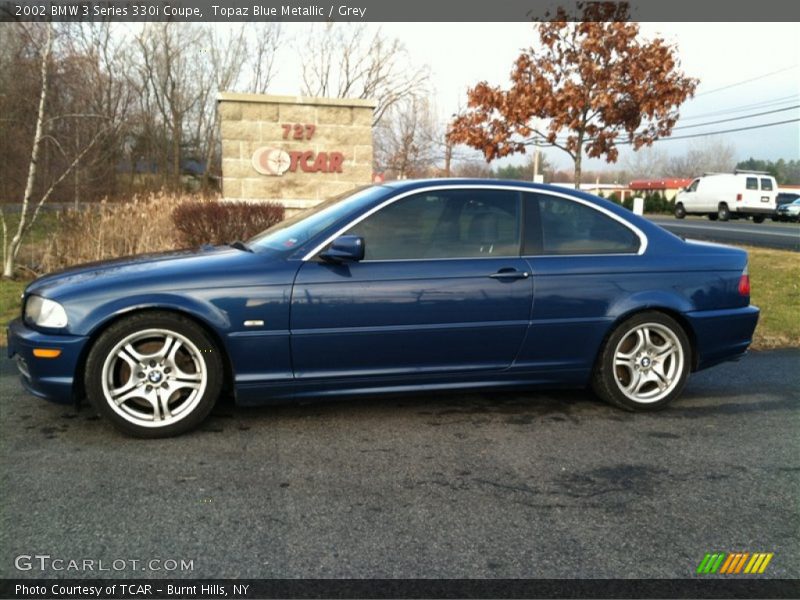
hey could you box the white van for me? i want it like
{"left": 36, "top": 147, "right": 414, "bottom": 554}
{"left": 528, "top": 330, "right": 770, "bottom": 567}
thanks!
{"left": 673, "top": 171, "right": 778, "bottom": 223}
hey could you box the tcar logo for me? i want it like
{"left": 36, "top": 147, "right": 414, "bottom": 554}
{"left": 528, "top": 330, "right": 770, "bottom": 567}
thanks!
{"left": 252, "top": 148, "right": 291, "bottom": 176}
{"left": 252, "top": 147, "right": 344, "bottom": 176}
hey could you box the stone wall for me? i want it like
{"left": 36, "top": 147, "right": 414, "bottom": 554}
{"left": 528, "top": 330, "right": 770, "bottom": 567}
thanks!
{"left": 218, "top": 92, "right": 375, "bottom": 213}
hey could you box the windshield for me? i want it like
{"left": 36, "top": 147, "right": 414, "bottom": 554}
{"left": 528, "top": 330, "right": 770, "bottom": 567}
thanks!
{"left": 248, "top": 185, "right": 389, "bottom": 253}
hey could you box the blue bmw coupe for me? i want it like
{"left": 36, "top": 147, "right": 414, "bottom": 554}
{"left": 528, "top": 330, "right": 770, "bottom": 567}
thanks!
{"left": 7, "top": 180, "right": 759, "bottom": 437}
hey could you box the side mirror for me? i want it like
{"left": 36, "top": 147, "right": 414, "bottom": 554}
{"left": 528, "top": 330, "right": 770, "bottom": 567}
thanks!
{"left": 319, "top": 235, "right": 365, "bottom": 263}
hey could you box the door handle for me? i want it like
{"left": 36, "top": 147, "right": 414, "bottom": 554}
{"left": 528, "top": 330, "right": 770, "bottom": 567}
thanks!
{"left": 489, "top": 269, "right": 530, "bottom": 280}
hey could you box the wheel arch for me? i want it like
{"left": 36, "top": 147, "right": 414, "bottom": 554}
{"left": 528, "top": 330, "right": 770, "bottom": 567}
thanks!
{"left": 73, "top": 305, "right": 235, "bottom": 405}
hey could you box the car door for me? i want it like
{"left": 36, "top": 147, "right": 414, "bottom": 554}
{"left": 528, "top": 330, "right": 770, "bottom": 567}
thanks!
{"left": 682, "top": 178, "right": 701, "bottom": 212}
{"left": 742, "top": 176, "right": 761, "bottom": 209}
{"left": 516, "top": 192, "right": 645, "bottom": 372}
{"left": 289, "top": 188, "right": 533, "bottom": 380}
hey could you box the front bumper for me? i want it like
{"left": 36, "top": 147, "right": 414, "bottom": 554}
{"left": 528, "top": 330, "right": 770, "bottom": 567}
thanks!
{"left": 6, "top": 318, "right": 87, "bottom": 404}
{"left": 685, "top": 305, "right": 760, "bottom": 371}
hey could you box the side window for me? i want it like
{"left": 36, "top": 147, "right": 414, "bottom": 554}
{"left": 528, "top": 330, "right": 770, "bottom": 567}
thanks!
{"left": 687, "top": 179, "right": 700, "bottom": 192}
{"left": 531, "top": 195, "right": 640, "bottom": 255}
{"left": 346, "top": 189, "right": 521, "bottom": 260}
{"left": 760, "top": 178, "right": 774, "bottom": 191}
{"left": 746, "top": 177, "right": 758, "bottom": 190}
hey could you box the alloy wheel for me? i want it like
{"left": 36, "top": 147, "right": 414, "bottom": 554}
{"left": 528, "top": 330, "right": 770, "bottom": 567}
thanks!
{"left": 612, "top": 322, "right": 684, "bottom": 404}
{"left": 100, "top": 328, "right": 208, "bottom": 428}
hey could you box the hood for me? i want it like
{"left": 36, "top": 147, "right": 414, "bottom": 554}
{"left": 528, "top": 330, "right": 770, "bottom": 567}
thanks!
{"left": 26, "top": 245, "right": 270, "bottom": 300}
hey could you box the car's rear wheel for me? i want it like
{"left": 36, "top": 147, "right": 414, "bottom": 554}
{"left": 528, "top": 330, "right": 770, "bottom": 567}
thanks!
{"left": 752, "top": 215, "right": 765, "bottom": 224}
{"left": 593, "top": 311, "right": 691, "bottom": 411}
{"left": 674, "top": 203, "right": 686, "bottom": 219}
{"left": 85, "top": 312, "right": 223, "bottom": 437}
{"left": 717, "top": 203, "right": 730, "bottom": 221}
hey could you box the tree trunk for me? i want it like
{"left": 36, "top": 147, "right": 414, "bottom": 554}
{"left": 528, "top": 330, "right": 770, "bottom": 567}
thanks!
{"left": 3, "top": 24, "right": 52, "bottom": 279}
{"left": 573, "top": 150, "right": 583, "bottom": 190}
{"left": 172, "top": 118, "right": 181, "bottom": 189}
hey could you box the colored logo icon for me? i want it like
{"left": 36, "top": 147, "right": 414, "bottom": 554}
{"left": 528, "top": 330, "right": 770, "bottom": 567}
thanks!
{"left": 696, "top": 552, "right": 774, "bottom": 575}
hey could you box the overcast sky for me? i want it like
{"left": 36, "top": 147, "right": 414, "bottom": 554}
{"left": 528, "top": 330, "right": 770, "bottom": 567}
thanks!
{"left": 270, "top": 22, "right": 800, "bottom": 171}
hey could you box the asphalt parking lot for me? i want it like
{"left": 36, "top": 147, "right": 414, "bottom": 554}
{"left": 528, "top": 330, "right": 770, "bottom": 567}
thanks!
{"left": 1, "top": 350, "right": 798, "bottom": 579}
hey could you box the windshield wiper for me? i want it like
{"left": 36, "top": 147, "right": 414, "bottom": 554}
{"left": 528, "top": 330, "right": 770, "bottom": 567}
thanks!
{"left": 226, "top": 240, "right": 253, "bottom": 253}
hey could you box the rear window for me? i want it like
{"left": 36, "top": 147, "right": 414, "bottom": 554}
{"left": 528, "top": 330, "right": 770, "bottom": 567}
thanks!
{"left": 746, "top": 177, "right": 758, "bottom": 190}
{"left": 760, "top": 178, "right": 774, "bottom": 191}
{"left": 527, "top": 194, "right": 640, "bottom": 255}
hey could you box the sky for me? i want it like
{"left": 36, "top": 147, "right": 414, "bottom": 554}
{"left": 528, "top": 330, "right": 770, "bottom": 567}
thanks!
{"left": 269, "top": 22, "right": 800, "bottom": 172}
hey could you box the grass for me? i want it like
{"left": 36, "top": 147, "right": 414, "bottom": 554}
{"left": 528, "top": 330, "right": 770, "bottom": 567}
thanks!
{"left": 0, "top": 246, "right": 797, "bottom": 349}
{"left": 744, "top": 246, "right": 800, "bottom": 349}
{"left": 0, "top": 278, "right": 25, "bottom": 336}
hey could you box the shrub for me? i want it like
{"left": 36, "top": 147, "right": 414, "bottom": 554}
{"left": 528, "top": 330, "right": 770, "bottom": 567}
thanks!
{"left": 39, "top": 192, "right": 188, "bottom": 273}
{"left": 172, "top": 201, "right": 285, "bottom": 247}
{"left": 644, "top": 192, "right": 673, "bottom": 214}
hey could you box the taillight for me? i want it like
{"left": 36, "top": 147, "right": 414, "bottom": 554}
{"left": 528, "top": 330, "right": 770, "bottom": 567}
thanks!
{"left": 736, "top": 193, "right": 743, "bottom": 202}
{"left": 738, "top": 264, "right": 750, "bottom": 296}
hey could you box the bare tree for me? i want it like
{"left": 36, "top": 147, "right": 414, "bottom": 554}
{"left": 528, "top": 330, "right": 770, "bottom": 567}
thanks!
{"left": 190, "top": 25, "right": 249, "bottom": 189}
{"left": 248, "top": 23, "right": 282, "bottom": 94}
{"left": 61, "top": 22, "right": 136, "bottom": 203}
{"left": 298, "top": 24, "right": 429, "bottom": 126}
{"left": 2, "top": 23, "right": 110, "bottom": 278}
{"left": 623, "top": 146, "right": 669, "bottom": 180}
{"left": 664, "top": 138, "right": 737, "bottom": 178}
{"left": 374, "top": 96, "right": 440, "bottom": 179}
{"left": 135, "top": 24, "right": 206, "bottom": 188}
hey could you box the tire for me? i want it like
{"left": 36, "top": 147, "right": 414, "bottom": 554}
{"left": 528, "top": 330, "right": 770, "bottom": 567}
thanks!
{"left": 85, "top": 311, "right": 223, "bottom": 438}
{"left": 708, "top": 213, "right": 718, "bottom": 221}
{"left": 752, "top": 215, "right": 765, "bottom": 224}
{"left": 592, "top": 311, "right": 691, "bottom": 412}
{"left": 673, "top": 203, "right": 686, "bottom": 219}
{"left": 717, "top": 203, "right": 730, "bottom": 221}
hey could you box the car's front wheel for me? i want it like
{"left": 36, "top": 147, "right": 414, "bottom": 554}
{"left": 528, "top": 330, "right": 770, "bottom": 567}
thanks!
{"left": 674, "top": 203, "right": 686, "bottom": 219}
{"left": 593, "top": 311, "right": 691, "bottom": 411}
{"left": 752, "top": 215, "right": 765, "bottom": 224}
{"left": 85, "top": 312, "right": 223, "bottom": 437}
{"left": 717, "top": 203, "right": 730, "bottom": 221}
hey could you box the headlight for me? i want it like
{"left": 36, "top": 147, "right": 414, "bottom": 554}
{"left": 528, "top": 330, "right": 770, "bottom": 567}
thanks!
{"left": 25, "top": 295, "right": 68, "bottom": 328}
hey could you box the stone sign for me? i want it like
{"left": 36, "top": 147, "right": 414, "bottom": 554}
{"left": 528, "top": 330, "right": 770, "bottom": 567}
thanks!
{"left": 218, "top": 92, "right": 375, "bottom": 213}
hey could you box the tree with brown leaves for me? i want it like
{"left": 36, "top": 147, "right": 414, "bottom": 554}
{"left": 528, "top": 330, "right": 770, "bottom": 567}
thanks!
{"left": 448, "top": 4, "right": 698, "bottom": 187}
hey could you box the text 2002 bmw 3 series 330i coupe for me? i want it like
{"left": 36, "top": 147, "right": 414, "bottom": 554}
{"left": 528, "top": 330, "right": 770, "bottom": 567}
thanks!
{"left": 7, "top": 180, "right": 759, "bottom": 437}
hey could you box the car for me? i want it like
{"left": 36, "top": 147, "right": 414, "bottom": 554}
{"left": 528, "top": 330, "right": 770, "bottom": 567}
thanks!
{"left": 775, "top": 198, "right": 800, "bottom": 222}
{"left": 776, "top": 192, "right": 800, "bottom": 207}
{"left": 674, "top": 170, "right": 778, "bottom": 223}
{"left": 7, "top": 180, "right": 760, "bottom": 437}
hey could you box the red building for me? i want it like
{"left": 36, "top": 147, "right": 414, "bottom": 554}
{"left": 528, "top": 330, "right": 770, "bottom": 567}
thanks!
{"left": 629, "top": 178, "right": 692, "bottom": 201}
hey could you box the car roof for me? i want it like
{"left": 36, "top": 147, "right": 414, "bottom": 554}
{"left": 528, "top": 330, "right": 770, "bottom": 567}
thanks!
{"left": 383, "top": 178, "right": 558, "bottom": 191}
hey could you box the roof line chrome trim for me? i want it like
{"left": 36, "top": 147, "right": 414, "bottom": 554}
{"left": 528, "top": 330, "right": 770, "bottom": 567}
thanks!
{"left": 301, "top": 184, "right": 648, "bottom": 261}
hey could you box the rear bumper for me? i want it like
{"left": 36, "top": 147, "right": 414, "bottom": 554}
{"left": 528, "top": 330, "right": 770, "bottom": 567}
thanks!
{"left": 734, "top": 207, "right": 775, "bottom": 215}
{"left": 685, "top": 305, "right": 760, "bottom": 371}
{"left": 6, "top": 318, "right": 87, "bottom": 404}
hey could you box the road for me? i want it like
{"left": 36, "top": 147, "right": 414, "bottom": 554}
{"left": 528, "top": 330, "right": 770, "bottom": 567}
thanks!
{"left": 648, "top": 216, "right": 800, "bottom": 251}
{"left": 0, "top": 351, "right": 798, "bottom": 579}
